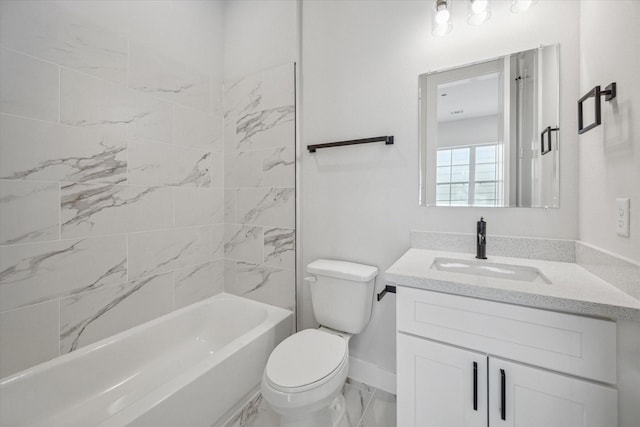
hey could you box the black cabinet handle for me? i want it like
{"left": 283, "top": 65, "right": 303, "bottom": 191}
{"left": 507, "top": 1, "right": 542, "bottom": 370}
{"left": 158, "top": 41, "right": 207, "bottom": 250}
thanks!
{"left": 500, "top": 369, "right": 506, "bottom": 421}
{"left": 473, "top": 362, "right": 478, "bottom": 411}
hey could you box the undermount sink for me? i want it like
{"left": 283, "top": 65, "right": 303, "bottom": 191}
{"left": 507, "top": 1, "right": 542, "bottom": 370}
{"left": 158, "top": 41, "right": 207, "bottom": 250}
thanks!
{"left": 430, "top": 257, "right": 552, "bottom": 284}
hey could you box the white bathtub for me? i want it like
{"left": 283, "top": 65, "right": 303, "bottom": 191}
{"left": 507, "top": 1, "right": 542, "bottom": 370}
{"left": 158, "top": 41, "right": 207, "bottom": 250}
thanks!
{"left": 0, "top": 293, "right": 293, "bottom": 427}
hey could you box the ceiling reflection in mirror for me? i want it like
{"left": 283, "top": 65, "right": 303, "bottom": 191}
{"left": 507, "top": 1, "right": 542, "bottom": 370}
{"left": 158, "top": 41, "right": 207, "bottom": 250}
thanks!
{"left": 419, "top": 44, "right": 560, "bottom": 208}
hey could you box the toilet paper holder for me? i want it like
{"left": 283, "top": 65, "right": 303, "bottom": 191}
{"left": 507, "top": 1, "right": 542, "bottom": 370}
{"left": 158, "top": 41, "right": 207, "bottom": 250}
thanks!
{"left": 376, "top": 285, "right": 396, "bottom": 301}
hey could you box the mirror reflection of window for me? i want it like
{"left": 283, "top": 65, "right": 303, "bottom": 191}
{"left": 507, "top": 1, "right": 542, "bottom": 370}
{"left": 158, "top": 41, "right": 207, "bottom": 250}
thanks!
{"left": 435, "top": 67, "right": 504, "bottom": 207}
{"left": 436, "top": 144, "right": 503, "bottom": 206}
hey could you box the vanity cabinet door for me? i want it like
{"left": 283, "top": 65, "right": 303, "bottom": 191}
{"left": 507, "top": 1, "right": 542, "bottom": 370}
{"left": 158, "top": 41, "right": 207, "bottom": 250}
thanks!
{"left": 488, "top": 358, "right": 617, "bottom": 427}
{"left": 397, "top": 333, "right": 487, "bottom": 427}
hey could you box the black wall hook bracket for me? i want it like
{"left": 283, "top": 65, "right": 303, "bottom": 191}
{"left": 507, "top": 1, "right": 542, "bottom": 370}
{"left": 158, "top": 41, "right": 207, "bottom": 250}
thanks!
{"left": 377, "top": 285, "right": 396, "bottom": 301}
{"left": 578, "top": 82, "right": 616, "bottom": 134}
{"left": 540, "top": 126, "right": 559, "bottom": 155}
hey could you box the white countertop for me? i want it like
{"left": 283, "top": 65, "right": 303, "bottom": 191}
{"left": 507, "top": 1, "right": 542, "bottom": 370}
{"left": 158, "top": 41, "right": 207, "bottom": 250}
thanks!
{"left": 386, "top": 248, "right": 640, "bottom": 321}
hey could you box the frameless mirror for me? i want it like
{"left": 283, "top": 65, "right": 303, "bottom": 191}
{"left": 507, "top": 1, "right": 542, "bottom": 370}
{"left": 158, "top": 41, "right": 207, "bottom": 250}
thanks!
{"left": 419, "top": 44, "right": 560, "bottom": 207}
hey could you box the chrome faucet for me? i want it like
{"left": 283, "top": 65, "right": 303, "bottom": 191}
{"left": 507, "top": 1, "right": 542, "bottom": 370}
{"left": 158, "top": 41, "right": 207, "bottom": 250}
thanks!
{"left": 476, "top": 217, "right": 487, "bottom": 259}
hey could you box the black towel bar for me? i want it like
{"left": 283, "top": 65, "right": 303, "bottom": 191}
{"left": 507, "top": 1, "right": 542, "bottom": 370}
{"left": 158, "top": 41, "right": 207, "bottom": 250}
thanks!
{"left": 307, "top": 135, "right": 394, "bottom": 153}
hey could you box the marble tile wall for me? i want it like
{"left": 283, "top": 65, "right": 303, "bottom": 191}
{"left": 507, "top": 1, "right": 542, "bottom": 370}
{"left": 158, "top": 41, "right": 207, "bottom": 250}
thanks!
{"left": 223, "top": 64, "right": 296, "bottom": 311}
{"left": 0, "top": 4, "right": 224, "bottom": 378}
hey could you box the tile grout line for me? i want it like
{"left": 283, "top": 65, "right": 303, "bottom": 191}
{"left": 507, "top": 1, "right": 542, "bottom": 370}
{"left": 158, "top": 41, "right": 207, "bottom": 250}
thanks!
{"left": 172, "top": 187, "right": 176, "bottom": 229}
{"left": 64, "top": 49, "right": 210, "bottom": 114}
{"left": 125, "top": 232, "right": 130, "bottom": 283}
{"left": 57, "top": 298, "right": 61, "bottom": 357}
{"left": 171, "top": 270, "right": 176, "bottom": 311}
{"left": 0, "top": 222, "right": 223, "bottom": 249}
{"left": 357, "top": 387, "right": 377, "bottom": 427}
{"left": 1, "top": 42, "right": 218, "bottom": 116}
{"left": 220, "top": 77, "right": 230, "bottom": 289}
{"left": 58, "top": 182, "right": 62, "bottom": 242}
{"left": 126, "top": 38, "right": 130, "bottom": 88}
{"left": 0, "top": 298, "right": 61, "bottom": 316}
{"left": 0, "top": 110, "right": 218, "bottom": 153}
{"left": 58, "top": 65, "right": 61, "bottom": 124}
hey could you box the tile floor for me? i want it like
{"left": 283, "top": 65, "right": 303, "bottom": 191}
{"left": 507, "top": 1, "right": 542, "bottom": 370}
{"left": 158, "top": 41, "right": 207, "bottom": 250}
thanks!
{"left": 223, "top": 378, "right": 396, "bottom": 427}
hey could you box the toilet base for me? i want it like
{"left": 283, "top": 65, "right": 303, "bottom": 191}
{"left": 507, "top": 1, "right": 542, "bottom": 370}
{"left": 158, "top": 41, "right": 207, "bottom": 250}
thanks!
{"left": 280, "top": 394, "right": 345, "bottom": 427}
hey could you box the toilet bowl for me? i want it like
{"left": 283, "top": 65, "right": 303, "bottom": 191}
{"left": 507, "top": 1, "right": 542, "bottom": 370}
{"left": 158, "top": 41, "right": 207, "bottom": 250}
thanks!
{"left": 260, "top": 259, "right": 378, "bottom": 427}
{"left": 261, "top": 328, "right": 350, "bottom": 427}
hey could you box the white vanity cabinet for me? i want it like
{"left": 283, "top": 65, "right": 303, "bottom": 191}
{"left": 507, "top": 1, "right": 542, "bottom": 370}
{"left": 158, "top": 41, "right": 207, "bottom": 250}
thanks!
{"left": 487, "top": 358, "right": 617, "bottom": 427}
{"left": 397, "top": 334, "right": 487, "bottom": 426}
{"left": 397, "top": 286, "right": 618, "bottom": 427}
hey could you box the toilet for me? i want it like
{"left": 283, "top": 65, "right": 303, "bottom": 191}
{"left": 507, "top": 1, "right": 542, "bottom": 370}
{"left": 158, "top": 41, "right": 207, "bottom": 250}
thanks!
{"left": 261, "top": 259, "right": 378, "bottom": 427}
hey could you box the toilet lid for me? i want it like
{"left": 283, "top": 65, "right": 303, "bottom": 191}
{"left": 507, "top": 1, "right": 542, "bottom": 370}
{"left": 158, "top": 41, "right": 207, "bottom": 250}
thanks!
{"left": 265, "top": 329, "right": 347, "bottom": 389}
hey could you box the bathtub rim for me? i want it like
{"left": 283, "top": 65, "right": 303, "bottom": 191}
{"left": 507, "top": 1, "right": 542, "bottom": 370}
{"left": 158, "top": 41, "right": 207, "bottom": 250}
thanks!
{"left": 1, "top": 292, "right": 293, "bottom": 426}
{"left": 98, "top": 293, "right": 293, "bottom": 426}
{"left": 1, "top": 292, "right": 291, "bottom": 386}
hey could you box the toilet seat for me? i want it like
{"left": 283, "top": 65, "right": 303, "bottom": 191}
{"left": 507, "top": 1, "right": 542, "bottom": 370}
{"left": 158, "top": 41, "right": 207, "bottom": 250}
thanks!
{"left": 265, "top": 329, "right": 348, "bottom": 393}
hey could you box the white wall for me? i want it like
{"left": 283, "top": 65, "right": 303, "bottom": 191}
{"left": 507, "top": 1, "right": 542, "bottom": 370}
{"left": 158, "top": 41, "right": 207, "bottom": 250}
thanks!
{"left": 578, "top": 0, "right": 640, "bottom": 262}
{"left": 438, "top": 115, "right": 499, "bottom": 148}
{"left": 578, "top": 7, "right": 640, "bottom": 421}
{"left": 223, "top": 0, "right": 298, "bottom": 81}
{"left": 301, "top": 0, "right": 580, "bottom": 372}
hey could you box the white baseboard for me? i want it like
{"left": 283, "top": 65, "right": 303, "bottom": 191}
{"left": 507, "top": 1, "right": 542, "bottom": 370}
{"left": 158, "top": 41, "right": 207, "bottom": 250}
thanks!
{"left": 348, "top": 356, "right": 396, "bottom": 395}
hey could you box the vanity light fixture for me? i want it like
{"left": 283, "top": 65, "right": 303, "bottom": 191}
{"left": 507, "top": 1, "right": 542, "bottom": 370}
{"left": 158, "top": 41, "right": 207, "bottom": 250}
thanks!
{"left": 468, "top": 0, "right": 491, "bottom": 26}
{"left": 510, "top": 0, "right": 538, "bottom": 14}
{"left": 432, "top": 0, "right": 452, "bottom": 37}
{"left": 431, "top": 0, "right": 537, "bottom": 37}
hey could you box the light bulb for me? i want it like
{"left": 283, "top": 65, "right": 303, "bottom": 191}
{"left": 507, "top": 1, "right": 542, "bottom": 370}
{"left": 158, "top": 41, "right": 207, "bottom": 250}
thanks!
{"left": 511, "top": 0, "right": 536, "bottom": 14}
{"left": 435, "top": 8, "right": 450, "bottom": 24}
{"left": 468, "top": 0, "right": 491, "bottom": 25}
{"left": 471, "top": 0, "right": 488, "bottom": 14}
{"left": 431, "top": 0, "right": 452, "bottom": 37}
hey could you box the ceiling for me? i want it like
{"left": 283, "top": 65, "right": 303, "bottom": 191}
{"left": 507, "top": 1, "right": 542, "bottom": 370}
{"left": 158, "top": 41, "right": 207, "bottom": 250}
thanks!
{"left": 437, "top": 72, "right": 500, "bottom": 122}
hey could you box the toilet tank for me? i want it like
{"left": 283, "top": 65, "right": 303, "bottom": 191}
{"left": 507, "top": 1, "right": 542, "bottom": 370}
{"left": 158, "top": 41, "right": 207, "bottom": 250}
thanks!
{"left": 307, "top": 259, "right": 378, "bottom": 334}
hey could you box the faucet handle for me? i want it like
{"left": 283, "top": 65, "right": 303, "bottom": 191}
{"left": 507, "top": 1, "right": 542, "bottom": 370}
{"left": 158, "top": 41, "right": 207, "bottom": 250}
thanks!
{"left": 477, "top": 217, "right": 487, "bottom": 234}
{"left": 476, "top": 217, "right": 487, "bottom": 259}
